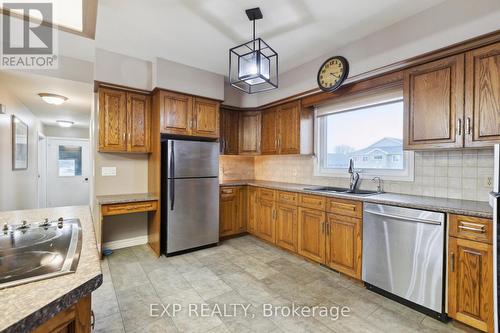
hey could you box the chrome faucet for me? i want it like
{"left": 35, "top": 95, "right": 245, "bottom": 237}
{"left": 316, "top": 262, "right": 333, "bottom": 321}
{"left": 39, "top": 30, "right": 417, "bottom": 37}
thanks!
{"left": 348, "top": 159, "right": 360, "bottom": 192}
{"left": 372, "top": 177, "right": 383, "bottom": 193}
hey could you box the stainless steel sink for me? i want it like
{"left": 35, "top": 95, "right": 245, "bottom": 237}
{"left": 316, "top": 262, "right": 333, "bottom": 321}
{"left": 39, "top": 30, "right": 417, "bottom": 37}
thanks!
{"left": 0, "top": 219, "right": 82, "bottom": 289}
{"left": 303, "top": 186, "right": 381, "bottom": 197}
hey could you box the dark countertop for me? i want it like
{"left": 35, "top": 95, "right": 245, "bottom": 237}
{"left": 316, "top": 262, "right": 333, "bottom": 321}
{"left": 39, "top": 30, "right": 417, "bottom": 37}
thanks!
{"left": 96, "top": 193, "right": 159, "bottom": 205}
{"left": 220, "top": 180, "right": 493, "bottom": 219}
{"left": 0, "top": 206, "right": 102, "bottom": 333}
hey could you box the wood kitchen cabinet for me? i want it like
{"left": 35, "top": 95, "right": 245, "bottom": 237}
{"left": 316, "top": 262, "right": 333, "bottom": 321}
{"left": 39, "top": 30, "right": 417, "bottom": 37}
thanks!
{"left": 448, "top": 214, "right": 494, "bottom": 332}
{"left": 404, "top": 54, "right": 465, "bottom": 150}
{"left": 247, "top": 186, "right": 258, "bottom": 234}
{"left": 32, "top": 295, "right": 92, "bottom": 333}
{"left": 239, "top": 111, "right": 261, "bottom": 155}
{"left": 261, "top": 107, "right": 279, "bottom": 154}
{"left": 465, "top": 42, "right": 500, "bottom": 147}
{"left": 156, "top": 89, "right": 219, "bottom": 139}
{"left": 99, "top": 88, "right": 151, "bottom": 153}
{"left": 257, "top": 197, "right": 276, "bottom": 243}
{"left": 297, "top": 207, "right": 326, "bottom": 264}
{"left": 278, "top": 101, "right": 301, "bottom": 154}
{"left": 325, "top": 213, "right": 362, "bottom": 279}
{"left": 219, "top": 186, "right": 244, "bottom": 237}
{"left": 220, "top": 108, "right": 239, "bottom": 154}
{"left": 275, "top": 203, "right": 298, "bottom": 252}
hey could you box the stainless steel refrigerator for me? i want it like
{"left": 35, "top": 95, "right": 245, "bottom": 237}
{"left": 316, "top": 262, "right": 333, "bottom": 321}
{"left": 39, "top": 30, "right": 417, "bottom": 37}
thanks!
{"left": 492, "top": 144, "right": 500, "bottom": 333}
{"left": 161, "top": 139, "right": 219, "bottom": 255}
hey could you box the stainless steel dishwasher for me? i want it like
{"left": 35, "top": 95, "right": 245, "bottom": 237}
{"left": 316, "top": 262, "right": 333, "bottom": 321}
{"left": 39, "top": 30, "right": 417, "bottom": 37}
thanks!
{"left": 362, "top": 203, "right": 446, "bottom": 320}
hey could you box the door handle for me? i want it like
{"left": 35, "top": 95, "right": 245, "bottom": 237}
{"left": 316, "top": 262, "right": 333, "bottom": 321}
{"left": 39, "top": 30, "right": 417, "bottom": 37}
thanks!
{"left": 466, "top": 117, "right": 471, "bottom": 135}
{"left": 456, "top": 118, "right": 462, "bottom": 136}
{"left": 170, "top": 141, "right": 175, "bottom": 210}
{"left": 450, "top": 252, "right": 455, "bottom": 272}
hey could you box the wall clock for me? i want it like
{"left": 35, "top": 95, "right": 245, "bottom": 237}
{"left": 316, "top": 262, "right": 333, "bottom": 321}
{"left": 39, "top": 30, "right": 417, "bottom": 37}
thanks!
{"left": 317, "top": 56, "right": 349, "bottom": 92}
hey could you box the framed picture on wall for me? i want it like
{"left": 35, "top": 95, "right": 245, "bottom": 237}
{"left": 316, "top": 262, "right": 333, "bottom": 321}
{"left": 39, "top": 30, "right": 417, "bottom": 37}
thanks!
{"left": 12, "top": 115, "right": 28, "bottom": 170}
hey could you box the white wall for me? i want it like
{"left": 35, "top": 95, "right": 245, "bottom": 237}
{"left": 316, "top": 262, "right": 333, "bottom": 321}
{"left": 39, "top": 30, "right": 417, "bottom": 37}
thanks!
{"left": 43, "top": 124, "right": 89, "bottom": 139}
{"left": 0, "top": 87, "right": 42, "bottom": 211}
{"left": 153, "top": 57, "right": 224, "bottom": 100}
{"left": 223, "top": 0, "right": 500, "bottom": 107}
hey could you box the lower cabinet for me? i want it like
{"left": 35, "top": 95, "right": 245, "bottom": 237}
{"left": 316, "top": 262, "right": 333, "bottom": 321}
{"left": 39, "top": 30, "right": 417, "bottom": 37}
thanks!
{"left": 219, "top": 186, "right": 244, "bottom": 237}
{"left": 275, "top": 203, "right": 298, "bottom": 252}
{"left": 297, "top": 207, "right": 326, "bottom": 264}
{"left": 448, "top": 236, "right": 493, "bottom": 332}
{"left": 325, "top": 213, "right": 362, "bottom": 279}
{"left": 247, "top": 186, "right": 258, "bottom": 234}
{"left": 257, "top": 198, "right": 276, "bottom": 243}
{"left": 32, "top": 295, "right": 92, "bottom": 333}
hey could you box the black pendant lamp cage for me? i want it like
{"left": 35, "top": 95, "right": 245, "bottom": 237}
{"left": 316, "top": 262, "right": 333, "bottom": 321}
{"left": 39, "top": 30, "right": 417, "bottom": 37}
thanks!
{"left": 229, "top": 7, "right": 278, "bottom": 94}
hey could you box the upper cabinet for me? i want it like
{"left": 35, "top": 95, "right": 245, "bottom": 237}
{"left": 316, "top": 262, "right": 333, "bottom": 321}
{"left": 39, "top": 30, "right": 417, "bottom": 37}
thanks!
{"left": 404, "top": 54, "right": 465, "bottom": 150}
{"left": 220, "top": 108, "right": 239, "bottom": 155}
{"left": 261, "top": 101, "right": 314, "bottom": 155}
{"left": 465, "top": 42, "right": 500, "bottom": 147}
{"left": 404, "top": 41, "right": 500, "bottom": 150}
{"left": 239, "top": 111, "right": 261, "bottom": 155}
{"left": 155, "top": 89, "right": 220, "bottom": 139}
{"left": 99, "top": 87, "right": 151, "bottom": 153}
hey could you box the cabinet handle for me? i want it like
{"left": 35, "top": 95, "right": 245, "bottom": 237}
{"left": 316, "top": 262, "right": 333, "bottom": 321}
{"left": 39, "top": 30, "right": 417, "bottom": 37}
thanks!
{"left": 466, "top": 117, "right": 471, "bottom": 135}
{"left": 327, "top": 221, "right": 330, "bottom": 235}
{"left": 450, "top": 252, "right": 455, "bottom": 272}
{"left": 456, "top": 119, "right": 462, "bottom": 136}
{"left": 123, "top": 133, "right": 126, "bottom": 142}
{"left": 128, "top": 133, "right": 131, "bottom": 143}
{"left": 458, "top": 225, "right": 486, "bottom": 233}
{"left": 322, "top": 221, "right": 325, "bottom": 234}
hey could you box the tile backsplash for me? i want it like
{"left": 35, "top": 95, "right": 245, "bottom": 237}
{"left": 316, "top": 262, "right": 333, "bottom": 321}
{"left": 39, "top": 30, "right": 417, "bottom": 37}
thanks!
{"left": 220, "top": 149, "right": 494, "bottom": 202}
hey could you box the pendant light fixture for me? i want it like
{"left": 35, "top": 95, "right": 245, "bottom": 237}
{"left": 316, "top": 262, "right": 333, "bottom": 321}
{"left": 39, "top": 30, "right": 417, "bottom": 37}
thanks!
{"left": 229, "top": 7, "right": 278, "bottom": 94}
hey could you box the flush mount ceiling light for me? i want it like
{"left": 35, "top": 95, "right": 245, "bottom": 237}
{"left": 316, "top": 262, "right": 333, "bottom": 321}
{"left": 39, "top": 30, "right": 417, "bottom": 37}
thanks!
{"left": 56, "top": 120, "right": 74, "bottom": 128}
{"left": 39, "top": 93, "right": 68, "bottom": 105}
{"left": 229, "top": 7, "right": 278, "bottom": 94}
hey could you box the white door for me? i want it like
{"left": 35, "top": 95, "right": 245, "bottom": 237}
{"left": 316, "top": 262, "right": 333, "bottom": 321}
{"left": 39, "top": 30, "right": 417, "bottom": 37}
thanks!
{"left": 47, "top": 137, "right": 90, "bottom": 207}
{"left": 37, "top": 134, "right": 47, "bottom": 208}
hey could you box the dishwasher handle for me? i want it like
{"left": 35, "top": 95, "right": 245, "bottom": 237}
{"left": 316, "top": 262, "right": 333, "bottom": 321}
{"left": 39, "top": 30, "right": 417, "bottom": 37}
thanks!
{"left": 364, "top": 209, "right": 442, "bottom": 225}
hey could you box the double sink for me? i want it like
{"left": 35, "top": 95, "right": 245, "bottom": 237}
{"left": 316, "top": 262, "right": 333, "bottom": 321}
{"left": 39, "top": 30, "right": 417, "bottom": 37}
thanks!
{"left": 303, "top": 186, "right": 381, "bottom": 197}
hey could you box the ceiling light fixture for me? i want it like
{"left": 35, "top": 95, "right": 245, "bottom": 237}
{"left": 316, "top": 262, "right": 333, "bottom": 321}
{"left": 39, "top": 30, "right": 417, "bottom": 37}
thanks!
{"left": 56, "top": 120, "right": 74, "bottom": 128}
{"left": 39, "top": 93, "right": 68, "bottom": 105}
{"left": 229, "top": 7, "right": 278, "bottom": 94}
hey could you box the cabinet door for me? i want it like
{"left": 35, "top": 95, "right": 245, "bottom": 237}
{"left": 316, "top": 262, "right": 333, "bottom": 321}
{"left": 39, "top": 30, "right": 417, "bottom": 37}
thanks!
{"left": 99, "top": 88, "right": 127, "bottom": 152}
{"left": 219, "top": 187, "right": 239, "bottom": 237}
{"left": 193, "top": 97, "right": 219, "bottom": 138}
{"left": 220, "top": 109, "right": 239, "bottom": 154}
{"left": 160, "top": 91, "right": 193, "bottom": 135}
{"left": 448, "top": 237, "right": 493, "bottom": 332}
{"left": 247, "top": 186, "right": 258, "bottom": 235}
{"left": 297, "top": 207, "right": 326, "bottom": 263}
{"left": 258, "top": 199, "right": 276, "bottom": 243}
{"left": 465, "top": 42, "right": 500, "bottom": 147}
{"left": 127, "top": 93, "right": 151, "bottom": 153}
{"left": 276, "top": 203, "right": 298, "bottom": 252}
{"left": 261, "top": 107, "right": 279, "bottom": 154}
{"left": 404, "top": 54, "right": 465, "bottom": 149}
{"left": 325, "top": 214, "right": 362, "bottom": 279}
{"left": 278, "top": 101, "right": 301, "bottom": 154}
{"left": 239, "top": 111, "right": 261, "bottom": 154}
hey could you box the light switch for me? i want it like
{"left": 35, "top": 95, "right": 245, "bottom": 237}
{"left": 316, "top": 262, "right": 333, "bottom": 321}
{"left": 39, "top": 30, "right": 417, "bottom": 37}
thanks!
{"left": 101, "top": 167, "right": 117, "bottom": 176}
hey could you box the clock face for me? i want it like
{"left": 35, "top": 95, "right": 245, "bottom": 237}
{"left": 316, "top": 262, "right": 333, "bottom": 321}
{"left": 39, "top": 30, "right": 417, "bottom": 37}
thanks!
{"left": 317, "top": 56, "right": 349, "bottom": 92}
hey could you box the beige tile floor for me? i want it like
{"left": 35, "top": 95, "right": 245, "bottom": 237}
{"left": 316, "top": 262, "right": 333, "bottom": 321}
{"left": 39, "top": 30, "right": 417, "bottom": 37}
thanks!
{"left": 92, "top": 235, "right": 479, "bottom": 333}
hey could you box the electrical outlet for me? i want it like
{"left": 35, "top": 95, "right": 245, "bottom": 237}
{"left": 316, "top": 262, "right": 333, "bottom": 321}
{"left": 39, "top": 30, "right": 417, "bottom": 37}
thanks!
{"left": 484, "top": 176, "right": 493, "bottom": 188}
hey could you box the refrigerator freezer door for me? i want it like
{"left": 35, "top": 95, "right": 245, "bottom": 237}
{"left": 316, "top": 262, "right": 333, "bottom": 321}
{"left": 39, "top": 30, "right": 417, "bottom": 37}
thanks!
{"left": 167, "top": 140, "right": 219, "bottom": 178}
{"left": 166, "top": 177, "right": 219, "bottom": 254}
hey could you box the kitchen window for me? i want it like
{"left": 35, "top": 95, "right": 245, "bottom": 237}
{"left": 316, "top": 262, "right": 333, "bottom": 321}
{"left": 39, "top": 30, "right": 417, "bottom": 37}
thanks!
{"left": 315, "top": 88, "right": 414, "bottom": 181}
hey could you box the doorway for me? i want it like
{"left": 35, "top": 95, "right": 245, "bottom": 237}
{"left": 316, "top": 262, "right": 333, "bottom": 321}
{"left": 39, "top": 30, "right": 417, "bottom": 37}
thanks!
{"left": 46, "top": 137, "right": 90, "bottom": 207}
{"left": 37, "top": 133, "right": 47, "bottom": 208}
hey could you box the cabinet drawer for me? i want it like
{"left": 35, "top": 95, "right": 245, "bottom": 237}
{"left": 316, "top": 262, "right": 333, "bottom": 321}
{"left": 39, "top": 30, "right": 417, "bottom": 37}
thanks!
{"left": 102, "top": 200, "right": 158, "bottom": 216}
{"left": 449, "top": 214, "right": 492, "bottom": 244}
{"left": 259, "top": 188, "right": 276, "bottom": 201}
{"left": 326, "top": 198, "right": 362, "bottom": 218}
{"left": 277, "top": 191, "right": 298, "bottom": 205}
{"left": 220, "top": 187, "right": 237, "bottom": 195}
{"left": 298, "top": 194, "right": 325, "bottom": 210}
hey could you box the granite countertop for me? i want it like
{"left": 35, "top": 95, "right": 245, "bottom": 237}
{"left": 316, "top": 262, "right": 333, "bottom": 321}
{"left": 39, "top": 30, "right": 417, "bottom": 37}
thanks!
{"left": 0, "top": 206, "right": 103, "bottom": 333}
{"left": 96, "top": 192, "right": 159, "bottom": 205}
{"left": 220, "top": 180, "right": 493, "bottom": 219}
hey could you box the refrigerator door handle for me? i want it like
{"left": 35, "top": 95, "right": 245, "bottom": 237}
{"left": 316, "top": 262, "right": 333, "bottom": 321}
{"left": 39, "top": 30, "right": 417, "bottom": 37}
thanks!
{"left": 170, "top": 141, "right": 175, "bottom": 210}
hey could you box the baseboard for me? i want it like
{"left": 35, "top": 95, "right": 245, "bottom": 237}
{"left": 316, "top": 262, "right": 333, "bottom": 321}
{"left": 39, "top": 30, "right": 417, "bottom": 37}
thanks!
{"left": 103, "top": 235, "right": 148, "bottom": 250}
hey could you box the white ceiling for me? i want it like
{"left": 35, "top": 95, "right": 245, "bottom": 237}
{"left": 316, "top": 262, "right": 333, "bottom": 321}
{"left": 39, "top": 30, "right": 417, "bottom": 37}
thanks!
{"left": 95, "top": 0, "right": 447, "bottom": 75}
{"left": 0, "top": 71, "right": 92, "bottom": 128}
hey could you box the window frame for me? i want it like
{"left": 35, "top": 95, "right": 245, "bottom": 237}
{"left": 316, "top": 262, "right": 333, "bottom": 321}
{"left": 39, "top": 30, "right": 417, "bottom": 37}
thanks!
{"left": 314, "top": 98, "right": 414, "bottom": 182}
